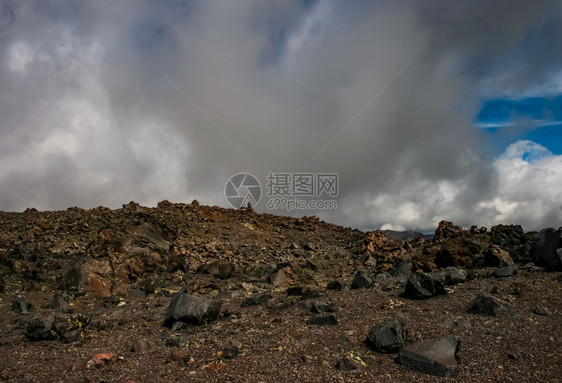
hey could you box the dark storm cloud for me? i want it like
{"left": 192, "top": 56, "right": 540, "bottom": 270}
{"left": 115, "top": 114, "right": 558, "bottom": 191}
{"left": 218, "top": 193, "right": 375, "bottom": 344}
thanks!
{"left": 0, "top": 0, "right": 561, "bottom": 231}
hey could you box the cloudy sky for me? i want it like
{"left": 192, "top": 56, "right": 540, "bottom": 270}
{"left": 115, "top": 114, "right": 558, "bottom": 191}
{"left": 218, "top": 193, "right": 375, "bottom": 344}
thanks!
{"left": 1, "top": 0, "right": 561, "bottom": 232}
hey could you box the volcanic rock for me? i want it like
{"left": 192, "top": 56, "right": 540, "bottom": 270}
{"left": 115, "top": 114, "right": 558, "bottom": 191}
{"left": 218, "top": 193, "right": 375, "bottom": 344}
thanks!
{"left": 531, "top": 228, "right": 562, "bottom": 270}
{"left": 326, "top": 279, "right": 344, "bottom": 291}
{"left": 241, "top": 293, "right": 272, "bottom": 307}
{"left": 483, "top": 245, "right": 514, "bottom": 267}
{"left": 444, "top": 266, "right": 467, "bottom": 285}
{"left": 365, "top": 317, "right": 408, "bottom": 353}
{"left": 51, "top": 295, "right": 72, "bottom": 313}
{"left": 398, "top": 336, "right": 460, "bottom": 377}
{"left": 494, "top": 265, "right": 517, "bottom": 278}
{"left": 433, "top": 221, "right": 463, "bottom": 242}
{"left": 311, "top": 300, "right": 335, "bottom": 314}
{"left": 12, "top": 299, "right": 33, "bottom": 315}
{"left": 164, "top": 293, "right": 222, "bottom": 327}
{"left": 467, "top": 293, "right": 504, "bottom": 316}
{"left": 490, "top": 224, "right": 530, "bottom": 262}
{"left": 25, "top": 317, "right": 56, "bottom": 341}
{"left": 351, "top": 271, "right": 373, "bottom": 289}
{"left": 403, "top": 272, "right": 445, "bottom": 299}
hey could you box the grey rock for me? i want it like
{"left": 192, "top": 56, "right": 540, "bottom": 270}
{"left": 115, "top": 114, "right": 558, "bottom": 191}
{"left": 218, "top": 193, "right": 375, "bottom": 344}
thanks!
{"left": 326, "top": 280, "right": 344, "bottom": 291}
{"left": 25, "top": 317, "right": 55, "bottom": 341}
{"left": 164, "top": 293, "right": 222, "bottom": 327}
{"left": 444, "top": 267, "right": 467, "bottom": 285}
{"left": 533, "top": 306, "right": 552, "bottom": 316}
{"left": 398, "top": 336, "right": 460, "bottom": 377}
{"left": 531, "top": 228, "right": 562, "bottom": 271}
{"left": 493, "top": 265, "right": 517, "bottom": 278}
{"left": 366, "top": 317, "right": 408, "bottom": 353}
{"left": 51, "top": 295, "right": 71, "bottom": 313}
{"left": 311, "top": 300, "right": 335, "bottom": 314}
{"left": 490, "top": 224, "right": 531, "bottom": 263}
{"left": 301, "top": 287, "right": 322, "bottom": 300}
{"left": 222, "top": 344, "right": 239, "bottom": 359}
{"left": 403, "top": 272, "right": 445, "bottom": 299}
{"left": 467, "top": 293, "right": 504, "bottom": 316}
{"left": 351, "top": 271, "right": 373, "bottom": 289}
{"left": 12, "top": 299, "right": 33, "bottom": 315}
{"left": 241, "top": 293, "right": 272, "bottom": 307}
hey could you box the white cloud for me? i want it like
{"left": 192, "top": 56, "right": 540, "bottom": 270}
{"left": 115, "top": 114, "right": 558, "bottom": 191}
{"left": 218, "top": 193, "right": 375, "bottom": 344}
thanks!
{"left": 482, "top": 140, "right": 562, "bottom": 229}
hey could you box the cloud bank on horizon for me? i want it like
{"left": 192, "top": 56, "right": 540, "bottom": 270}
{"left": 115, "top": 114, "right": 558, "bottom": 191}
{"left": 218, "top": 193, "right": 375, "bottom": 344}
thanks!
{"left": 0, "top": 0, "right": 561, "bottom": 232}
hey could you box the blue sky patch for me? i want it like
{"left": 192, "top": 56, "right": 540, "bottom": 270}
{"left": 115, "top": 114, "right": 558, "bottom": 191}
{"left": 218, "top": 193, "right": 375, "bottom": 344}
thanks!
{"left": 477, "top": 95, "right": 562, "bottom": 155}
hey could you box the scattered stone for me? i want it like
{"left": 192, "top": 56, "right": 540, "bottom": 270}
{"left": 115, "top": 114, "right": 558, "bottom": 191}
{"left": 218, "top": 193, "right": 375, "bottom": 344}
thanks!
{"left": 398, "top": 336, "right": 460, "bottom": 377}
{"left": 164, "top": 293, "right": 222, "bottom": 327}
{"left": 301, "top": 287, "right": 322, "bottom": 300}
{"left": 467, "top": 293, "right": 504, "bottom": 316}
{"left": 403, "top": 272, "right": 445, "bottom": 299}
{"left": 12, "top": 299, "right": 33, "bottom": 315}
{"left": 307, "top": 314, "right": 338, "bottom": 326}
{"left": 201, "top": 261, "right": 235, "bottom": 279}
{"left": 489, "top": 286, "right": 500, "bottom": 294}
{"left": 365, "top": 317, "right": 408, "bottom": 353}
{"left": 51, "top": 295, "right": 71, "bottom": 313}
{"left": 444, "top": 267, "right": 467, "bottom": 285}
{"left": 533, "top": 306, "right": 552, "bottom": 316}
{"left": 336, "top": 354, "right": 366, "bottom": 370}
{"left": 270, "top": 266, "right": 295, "bottom": 288}
{"left": 216, "top": 290, "right": 233, "bottom": 300}
{"left": 25, "top": 317, "right": 56, "bottom": 341}
{"left": 222, "top": 344, "right": 239, "bottom": 359}
{"left": 128, "top": 339, "right": 147, "bottom": 353}
{"left": 351, "top": 271, "right": 373, "bottom": 289}
{"left": 241, "top": 293, "right": 272, "bottom": 307}
{"left": 86, "top": 353, "right": 117, "bottom": 368}
{"left": 165, "top": 337, "right": 188, "bottom": 348}
{"left": 494, "top": 265, "right": 517, "bottom": 278}
{"left": 103, "top": 295, "right": 120, "bottom": 308}
{"left": 528, "top": 265, "right": 547, "bottom": 272}
{"left": 311, "top": 300, "right": 335, "bottom": 314}
{"left": 326, "top": 279, "right": 344, "bottom": 291}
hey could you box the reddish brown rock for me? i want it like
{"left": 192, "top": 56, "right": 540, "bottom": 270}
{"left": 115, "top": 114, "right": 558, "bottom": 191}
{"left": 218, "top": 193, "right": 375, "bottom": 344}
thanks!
{"left": 433, "top": 221, "right": 463, "bottom": 242}
{"left": 86, "top": 353, "right": 117, "bottom": 368}
{"left": 483, "top": 245, "right": 514, "bottom": 267}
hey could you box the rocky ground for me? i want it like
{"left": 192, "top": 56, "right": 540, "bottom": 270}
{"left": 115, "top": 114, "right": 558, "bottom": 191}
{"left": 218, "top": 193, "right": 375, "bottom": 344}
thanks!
{"left": 0, "top": 201, "right": 560, "bottom": 382}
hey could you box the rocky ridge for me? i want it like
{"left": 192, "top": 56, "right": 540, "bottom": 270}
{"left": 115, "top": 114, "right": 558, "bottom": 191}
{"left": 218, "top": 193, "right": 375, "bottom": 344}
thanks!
{"left": 0, "top": 201, "right": 560, "bottom": 382}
